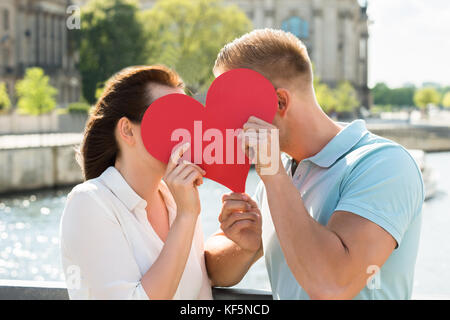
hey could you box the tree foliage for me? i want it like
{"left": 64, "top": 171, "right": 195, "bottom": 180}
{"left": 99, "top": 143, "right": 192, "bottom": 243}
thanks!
{"left": 442, "top": 92, "right": 450, "bottom": 108}
{"left": 315, "top": 82, "right": 337, "bottom": 114}
{"left": 142, "top": 0, "right": 252, "bottom": 92}
{"left": 76, "top": 0, "right": 147, "bottom": 103}
{"left": 315, "top": 77, "right": 360, "bottom": 115}
{"left": 67, "top": 102, "right": 92, "bottom": 114}
{"left": 334, "top": 81, "right": 360, "bottom": 113}
{"left": 371, "top": 82, "right": 415, "bottom": 107}
{"left": 413, "top": 87, "right": 441, "bottom": 109}
{"left": 15, "top": 68, "right": 58, "bottom": 115}
{"left": 0, "top": 82, "right": 11, "bottom": 113}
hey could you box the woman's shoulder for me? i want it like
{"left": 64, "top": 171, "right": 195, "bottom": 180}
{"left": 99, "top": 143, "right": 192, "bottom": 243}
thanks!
{"left": 62, "top": 178, "right": 118, "bottom": 224}
{"left": 66, "top": 178, "right": 104, "bottom": 205}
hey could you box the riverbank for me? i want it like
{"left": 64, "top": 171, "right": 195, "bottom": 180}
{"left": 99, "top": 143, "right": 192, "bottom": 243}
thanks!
{"left": 0, "top": 134, "right": 83, "bottom": 194}
{"left": 1, "top": 122, "right": 450, "bottom": 195}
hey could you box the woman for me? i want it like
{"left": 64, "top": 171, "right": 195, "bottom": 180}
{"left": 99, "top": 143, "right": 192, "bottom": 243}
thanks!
{"left": 60, "top": 65, "right": 212, "bottom": 299}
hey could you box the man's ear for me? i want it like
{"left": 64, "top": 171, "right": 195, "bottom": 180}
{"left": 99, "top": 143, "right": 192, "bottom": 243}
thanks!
{"left": 117, "top": 117, "right": 135, "bottom": 146}
{"left": 276, "top": 88, "right": 290, "bottom": 117}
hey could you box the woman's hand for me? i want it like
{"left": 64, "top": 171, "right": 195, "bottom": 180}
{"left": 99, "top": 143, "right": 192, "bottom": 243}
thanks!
{"left": 164, "top": 143, "right": 206, "bottom": 218}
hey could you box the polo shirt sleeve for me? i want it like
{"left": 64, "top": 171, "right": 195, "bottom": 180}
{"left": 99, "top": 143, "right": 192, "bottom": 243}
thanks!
{"left": 334, "top": 146, "right": 424, "bottom": 247}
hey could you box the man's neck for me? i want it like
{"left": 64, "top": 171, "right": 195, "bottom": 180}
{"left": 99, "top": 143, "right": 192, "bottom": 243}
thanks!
{"left": 288, "top": 111, "right": 342, "bottom": 164}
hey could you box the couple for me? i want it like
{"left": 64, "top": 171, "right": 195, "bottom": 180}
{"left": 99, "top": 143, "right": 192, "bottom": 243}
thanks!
{"left": 60, "top": 29, "right": 424, "bottom": 300}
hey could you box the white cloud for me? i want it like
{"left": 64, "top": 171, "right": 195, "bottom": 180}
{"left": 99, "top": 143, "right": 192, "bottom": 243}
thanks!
{"left": 367, "top": 0, "right": 450, "bottom": 88}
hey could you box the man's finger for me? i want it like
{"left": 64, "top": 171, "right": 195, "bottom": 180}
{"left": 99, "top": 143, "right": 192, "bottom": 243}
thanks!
{"left": 219, "top": 200, "right": 252, "bottom": 222}
{"left": 248, "top": 116, "right": 275, "bottom": 127}
{"left": 222, "top": 192, "right": 250, "bottom": 202}
{"left": 221, "top": 211, "right": 259, "bottom": 230}
{"left": 243, "top": 123, "right": 273, "bottom": 132}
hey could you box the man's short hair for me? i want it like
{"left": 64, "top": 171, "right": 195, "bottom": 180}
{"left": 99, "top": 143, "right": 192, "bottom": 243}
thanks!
{"left": 214, "top": 28, "right": 313, "bottom": 87}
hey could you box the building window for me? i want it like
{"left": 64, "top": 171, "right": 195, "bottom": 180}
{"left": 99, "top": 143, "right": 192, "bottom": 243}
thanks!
{"left": 281, "top": 16, "right": 309, "bottom": 39}
{"left": 359, "top": 38, "right": 366, "bottom": 59}
{"left": 3, "top": 9, "right": 9, "bottom": 31}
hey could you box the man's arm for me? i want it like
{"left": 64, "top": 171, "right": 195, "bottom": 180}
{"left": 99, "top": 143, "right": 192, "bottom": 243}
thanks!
{"left": 205, "top": 193, "right": 263, "bottom": 287}
{"left": 241, "top": 116, "right": 401, "bottom": 299}
{"left": 262, "top": 169, "right": 396, "bottom": 299}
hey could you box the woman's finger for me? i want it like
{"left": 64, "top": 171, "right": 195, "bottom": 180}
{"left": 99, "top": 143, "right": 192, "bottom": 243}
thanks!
{"left": 181, "top": 160, "right": 206, "bottom": 175}
{"left": 165, "top": 162, "right": 189, "bottom": 181}
{"left": 184, "top": 169, "right": 203, "bottom": 186}
{"left": 167, "top": 142, "right": 191, "bottom": 174}
{"left": 169, "top": 162, "right": 204, "bottom": 181}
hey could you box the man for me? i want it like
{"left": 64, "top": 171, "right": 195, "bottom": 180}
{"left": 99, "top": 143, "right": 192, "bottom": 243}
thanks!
{"left": 204, "top": 29, "right": 424, "bottom": 300}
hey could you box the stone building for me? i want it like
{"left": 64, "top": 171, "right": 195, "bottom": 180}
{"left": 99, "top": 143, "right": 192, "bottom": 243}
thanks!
{"left": 142, "top": 0, "right": 370, "bottom": 108}
{"left": 0, "top": 0, "right": 81, "bottom": 108}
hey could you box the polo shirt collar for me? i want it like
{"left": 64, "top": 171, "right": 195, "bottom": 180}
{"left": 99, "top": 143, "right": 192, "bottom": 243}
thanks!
{"left": 99, "top": 166, "right": 147, "bottom": 212}
{"left": 305, "top": 120, "right": 369, "bottom": 168}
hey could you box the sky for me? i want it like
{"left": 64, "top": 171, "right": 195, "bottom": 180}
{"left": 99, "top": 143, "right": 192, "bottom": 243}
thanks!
{"left": 367, "top": 0, "right": 450, "bottom": 88}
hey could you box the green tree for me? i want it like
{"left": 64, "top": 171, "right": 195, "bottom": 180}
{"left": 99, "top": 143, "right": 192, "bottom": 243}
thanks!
{"left": 76, "top": 0, "right": 147, "bottom": 103}
{"left": 442, "top": 92, "right": 450, "bottom": 108}
{"left": 371, "top": 82, "right": 391, "bottom": 106}
{"left": 142, "top": 0, "right": 252, "bottom": 92}
{"left": 371, "top": 83, "right": 416, "bottom": 107}
{"left": 334, "top": 81, "right": 360, "bottom": 113}
{"left": 389, "top": 87, "right": 415, "bottom": 106}
{"left": 315, "top": 82, "right": 337, "bottom": 114}
{"left": 0, "top": 82, "right": 11, "bottom": 113}
{"left": 413, "top": 87, "right": 441, "bottom": 109}
{"left": 15, "top": 67, "right": 58, "bottom": 115}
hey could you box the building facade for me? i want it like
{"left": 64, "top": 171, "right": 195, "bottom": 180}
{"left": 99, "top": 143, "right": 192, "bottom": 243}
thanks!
{"left": 0, "top": 0, "right": 81, "bottom": 108}
{"left": 142, "top": 0, "right": 370, "bottom": 108}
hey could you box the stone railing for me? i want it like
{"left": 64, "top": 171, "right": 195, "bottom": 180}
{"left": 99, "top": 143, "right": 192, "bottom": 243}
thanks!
{"left": 1, "top": 279, "right": 449, "bottom": 300}
{"left": 0, "top": 280, "right": 273, "bottom": 300}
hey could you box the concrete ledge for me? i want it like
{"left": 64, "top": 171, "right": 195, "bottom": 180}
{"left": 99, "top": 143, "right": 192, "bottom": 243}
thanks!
{"left": 0, "top": 280, "right": 69, "bottom": 300}
{"left": 1, "top": 280, "right": 449, "bottom": 300}
{"left": 0, "top": 280, "right": 272, "bottom": 300}
{"left": 212, "top": 287, "right": 273, "bottom": 300}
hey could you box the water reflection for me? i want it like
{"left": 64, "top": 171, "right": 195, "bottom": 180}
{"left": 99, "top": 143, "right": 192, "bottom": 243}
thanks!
{"left": 1, "top": 153, "right": 450, "bottom": 296}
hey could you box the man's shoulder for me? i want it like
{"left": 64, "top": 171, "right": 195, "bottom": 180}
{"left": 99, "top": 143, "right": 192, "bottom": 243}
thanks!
{"left": 345, "top": 132, "right": 419, "bottom": 171}
{"left": 341, "top": 132, "right": 424, "bottom": 198}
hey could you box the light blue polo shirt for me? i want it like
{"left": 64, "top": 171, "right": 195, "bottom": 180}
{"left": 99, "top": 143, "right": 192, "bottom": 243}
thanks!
{"left": 254, "top": 120, "right": 424, "bottom": 300}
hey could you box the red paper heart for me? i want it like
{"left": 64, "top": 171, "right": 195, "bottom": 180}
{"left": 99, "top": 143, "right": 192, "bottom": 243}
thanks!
{"left": 141, "top": 68, "right": 278, "bottom": 192}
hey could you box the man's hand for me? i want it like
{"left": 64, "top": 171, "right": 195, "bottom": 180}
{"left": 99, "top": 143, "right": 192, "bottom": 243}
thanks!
{"left": 204, "top": 193, "right": 263, "bottom": 287}
{"left": 219, "top": 192, "right": 262, "bottom": 253}
{"left": 241, "top": 116, "right": 283, "bottom": 177}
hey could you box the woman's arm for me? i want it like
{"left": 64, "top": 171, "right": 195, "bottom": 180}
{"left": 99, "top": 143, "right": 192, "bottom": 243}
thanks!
{"left": 141, "top": 142, "right": 206, "bottom": 299}
{"left": 140, "top": 214, "right": 198, "bottom": 299}
{"left": 61, "top": 143, "right": 206, "bottom": 300}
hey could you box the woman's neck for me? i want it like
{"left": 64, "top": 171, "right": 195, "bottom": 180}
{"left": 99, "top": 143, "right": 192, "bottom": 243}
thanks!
{"left": 114, "top": 158, "right": 163, "bottom": 205}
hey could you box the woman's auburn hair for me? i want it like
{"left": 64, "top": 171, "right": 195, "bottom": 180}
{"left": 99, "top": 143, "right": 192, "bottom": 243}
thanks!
{"left": 78, "top": 65, "right": 184, "bottom": 181}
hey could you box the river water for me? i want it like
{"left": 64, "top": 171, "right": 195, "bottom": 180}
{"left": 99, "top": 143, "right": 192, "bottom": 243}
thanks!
{"left": 1, "top": 152, "right": 449, "bottom": 298}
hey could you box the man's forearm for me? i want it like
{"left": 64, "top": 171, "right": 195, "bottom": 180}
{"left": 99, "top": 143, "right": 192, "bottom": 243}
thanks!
{"left": 205, "top": 234, "right": 262, "bottom": 287}
{"left": 261, "top": 171, "right": 353, "bottom": 298}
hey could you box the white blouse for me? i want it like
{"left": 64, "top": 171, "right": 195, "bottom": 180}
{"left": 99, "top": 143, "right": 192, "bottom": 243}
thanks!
{"left": 59, "top": 166, "right": 213, "bottom": 300}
